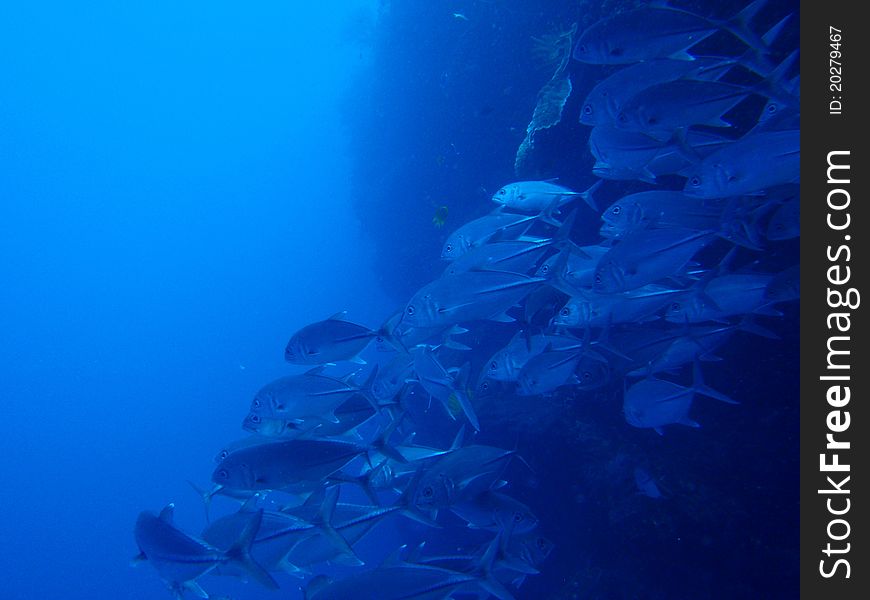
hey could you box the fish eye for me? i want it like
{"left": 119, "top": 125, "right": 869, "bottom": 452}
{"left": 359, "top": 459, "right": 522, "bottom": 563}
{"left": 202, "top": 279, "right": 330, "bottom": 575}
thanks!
{"left": 560, "top": 307, "right": 570, "bottom": 316}
{"left": 406, "top": 305, "right": 415, "bottom": 315}
{"left": 594, "top": 274, "right": 602, "bottom": 284}
{"left": 577, "top": 44, "right": 587, "bottom": 54}
{"left": 767, "top": 103, "right": 777, "bottom": 113}
{"left": 498, "top": 189, "right": 506, "bottom": 195}
{"left": 250, "top": 414, "right": 260, "bottom": 423}
{"left": 582, "top": 104, "right": 592, "bottom": 115}
{"left": 445, "top": 244, "right": 453, "bottom": 252}
{"left": 481, "top": 381, "right": 490, "bottom": 391}
{"left": 253, "top": 399, "right": 261, "bottom": 409}
{"left": 513, "top": 511, "right": 524, "bottom": 523}
{"left": 617, "top": 113, "right": 628, "bottom": 123}
{"left": 689, "top": 176, "right": 702, "bottom": 187}
{"left": 422, "top": 486, "right": 434, "bottom": 498}
{"left": 536, "top": 537, "right": 547, "bottom": 550}
{"left": 540, "top": 264, "right": 549, "bottom": 273}
{"left": 671, "top": 302, "right": 681, "bottom": 311}
{"left": 611, "top": 206, "right": 620, "bottom": 215}
{"left": 490, "top": 361, "right": 498, "bottom": 370}
{"left": 216, "top": 469, "right": 229, "bottom": 480}
{"left": 219, "top": 450, "right": 228, "bottom": 460}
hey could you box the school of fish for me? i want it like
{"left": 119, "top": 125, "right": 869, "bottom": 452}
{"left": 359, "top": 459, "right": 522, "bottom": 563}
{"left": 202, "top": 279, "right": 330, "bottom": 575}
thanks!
{"left": 133, "top": 1, "right": 799, "bottom": 598}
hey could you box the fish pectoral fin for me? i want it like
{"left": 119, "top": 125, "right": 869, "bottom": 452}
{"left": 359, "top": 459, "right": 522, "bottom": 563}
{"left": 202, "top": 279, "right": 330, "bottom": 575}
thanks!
{"left": 182, "top": 580, "right": 209, "bottom": 598}
{"left": 667, "top": 49, "right": 696, "bottom": 61}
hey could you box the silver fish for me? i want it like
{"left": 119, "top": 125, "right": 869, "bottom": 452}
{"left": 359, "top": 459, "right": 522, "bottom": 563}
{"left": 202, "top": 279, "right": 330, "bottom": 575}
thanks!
{"left": 517, "top": 346, "right": 586, "bottom": 396}
{"left": 536, "top": 244, "right": 609, "bottom": 296}
{"left": 615, "top": 79, "right": 752, "bottom": 139}
{"left": 589, "top": 126, "right": 733, "bottom": 183}
{"left": 212, "top": 438, "right": 375, "bottom": 491}
{"left": 492, "top": 180, "right": 597, "bottom": 215}
{"left": 247, "top": 367, "right": 372, "bottom": 426}
{"left": 414, "top": 445, "right": 517, "bottom": 513}
{"left": 599, "top": 191, "right": 728, "bottom": 240}
{"left": 683, "top": 130, "right": 799, "bottom": 198}
{"left": 594, "top": 228, "right": 715, "bottom": 293}
{"left": 451, "top": 490, "right": 539, "bottom": 534}
{"left": 580, "top": 58, "right": 735, "bottom": 126}
{"left": 623, "top": 364, "right": 736, "bottom": 434}
{"left": 243, "top": 393, "right": 376, "bottom": 438}
{"left": 555, "top": 285, "right": 681, "bottom": 328}
{"left": 441, "top": 212, "right": 537, "bottom": 260}
{"left": 133, "top": 505, "right": 277, "bottom": 597}
{"left": 442, "top": 238, "right": 551, "bottom": 278}
{"left": 285, "top": 312, "right": 377, "bottom": 365}
{"left": 401, "top": 270, "right": 545, "bottom": 328}
{"left": 573, "top": 1, "right": 766, "bottom": 65}
{"left": 665, "top": 273, "right": 776, "bottom": 323}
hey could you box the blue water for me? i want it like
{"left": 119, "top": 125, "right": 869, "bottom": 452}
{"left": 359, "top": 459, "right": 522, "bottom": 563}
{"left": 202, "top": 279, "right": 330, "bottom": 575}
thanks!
{"left": 0, "top": 1, "right": 798, "bottom": 599}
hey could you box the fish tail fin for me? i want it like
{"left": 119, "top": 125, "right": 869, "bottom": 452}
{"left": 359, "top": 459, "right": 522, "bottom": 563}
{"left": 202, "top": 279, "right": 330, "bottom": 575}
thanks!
{"left": 369, "top": 414, "right": 408, "bottom": 464}
{"left": 722, "top": 0, "right": 769, "bottom": 53}
{"left": 734, "top": 11, "right": 793, "bottom": 77}
{"left": 313, "top": 486, "right": 365, "bottom": 566}
{"left": 224, "top": 508, "right": 280, "bottom": 590}
{"left": 553, "top": 207, "right": 579, "bottom": 245}
{"left": 762, "top": 12, "right": 792, "bottom": 47}
{"left": 187, "top": 480, "right": 216, "bottom": 522}
{"left": 579, "top": 179, "right": 602, "bottom": 213}
{"left": 474, "top": 533, "right": 517, "bottom": 600}
{"left": 692, "top": 361, "right": 739, "bottom": 404}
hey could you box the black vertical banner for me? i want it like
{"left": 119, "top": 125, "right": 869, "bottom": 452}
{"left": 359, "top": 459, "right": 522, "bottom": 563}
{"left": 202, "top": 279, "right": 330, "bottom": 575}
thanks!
{"left": 801, "top": 1, "right": 868, "bottom": 598}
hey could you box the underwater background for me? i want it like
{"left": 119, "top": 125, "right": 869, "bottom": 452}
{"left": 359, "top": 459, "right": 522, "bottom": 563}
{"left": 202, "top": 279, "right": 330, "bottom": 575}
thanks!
{"left": 0, "top": 1, "right": 798, "bottom": 599}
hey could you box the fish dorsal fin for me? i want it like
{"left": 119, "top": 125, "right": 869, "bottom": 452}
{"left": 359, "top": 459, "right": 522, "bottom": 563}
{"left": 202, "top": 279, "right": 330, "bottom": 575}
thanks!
{"left": 381, "top": 544, "right": 409, "bottom": 568}
{"left": 183, "top": 580, "right": 209, "bottom": 598}
{"left": 239, "top": 493, "right": 260, "bottom": 513}
{"left": 405, "top": 541, "right": 426, "bottom": 564}
{"left": 305, "top": 365, "right": 327, "bottom": 376}
{"left": 328, "top": 311, "right": 349, "bottom": 321}
{"left": 158, "top": 504, "right": 175, "bottom": 523}
{"left": 301, "top": 486, "right": 327, "bottom": 509}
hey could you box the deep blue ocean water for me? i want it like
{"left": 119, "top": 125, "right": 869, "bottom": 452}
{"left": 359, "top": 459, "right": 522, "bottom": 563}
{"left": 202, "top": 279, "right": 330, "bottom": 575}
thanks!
{"left": 0, "top": 1, "right": 798, "bottom": 599}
